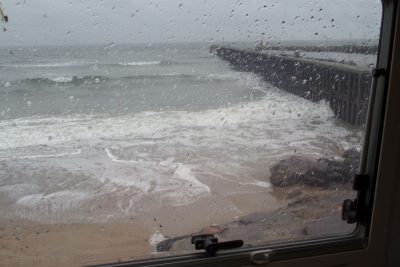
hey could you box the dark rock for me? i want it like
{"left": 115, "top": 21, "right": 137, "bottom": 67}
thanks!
{"left": 302, "top": 158, "right": 351, "bottom": 186}
{"left": 286, "top": 189, "right": 302, "bottom": 199}
{"left": 270, "top": 151, "right": 360, "bottom": 188}
{"left": 269, "top": 156, "right": 315, "bottom": 187}
{"left": 288, "top": 196, "right": 318, "bottom": 207}
{"left": 237, "top": 212, "right": 271, "bottom": 226}
{"left": 238, "top": 218, "right": 253, "bottom": 225}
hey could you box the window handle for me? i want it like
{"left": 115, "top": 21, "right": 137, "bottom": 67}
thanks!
{"left": 371, "top": 68, "right": 386, "bottom": 78}
{"left": 342, "top": 174, "right": 370, "bottom": 224}
{"left": 191, "top": 234, "right": 243, "bottom": 256}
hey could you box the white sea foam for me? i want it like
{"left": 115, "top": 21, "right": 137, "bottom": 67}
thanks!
{"left": 7, "top": 62, "right": 90, "bottom": 68}
{"left": 0, "top": 183, "right": 41, "bottom": 198}
{"left": 0, "top": 88, "right": 341, "bottom": 150}
{"left": 244, "top": 180, "right": 271, "bottom": 188}
{"left": 16, "top": 194, "right": 45, "bottom": 206}
{"left": 49, "top": 76, "right": 74, "bottom": 83}
{"left": 149, "top": 231, "right": 166, "bottom": 247}
{"left": 0, "top": 81, "right": 360, "bottom": 221}
{"left": 15, "top": 190, "right": 92, "bottom": 223}
{"left": 118, "top": 61, "right": 161, "bottom": 66}
{"left": 16, "top": 190, "right": 90, "bottom": 206}
{"left": 172, "top": 163, "right": 211, "bottom": 193}
{"left": 0, "top": 149, "right": 81, "bottom": 161}
{"left": 105, "top": 147, "right": 135, "bottom": 163}
{"left": 104, "top": 146, "right": 210, "bottom": 202}
{"left": 4, "top": 60, "right": 166, "bottom": 69}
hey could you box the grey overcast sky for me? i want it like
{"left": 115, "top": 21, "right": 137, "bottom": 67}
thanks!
{"left": 0, "top": 0, "right": 382, "bottom": 46}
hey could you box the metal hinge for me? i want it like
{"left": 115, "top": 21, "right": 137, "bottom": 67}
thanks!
{"left": 342, "top": 174, "right": 370, "bottom": 224}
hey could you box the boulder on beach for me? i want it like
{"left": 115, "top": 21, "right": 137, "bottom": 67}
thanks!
{"left": 269, "top": 156, "right": 315, "bottom": 186}
{"left": 270, "top": 149, "right": 360, "bottom": 187}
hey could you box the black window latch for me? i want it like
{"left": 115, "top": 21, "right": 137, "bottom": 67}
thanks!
{"left": 371, "top": 68, "right": 386, "bottom": 78}
{"left": 191, "top": 234, "right": 244, "bottom": 257}
{"left": 342, "top": 174, "right": 370, "bottom": 224}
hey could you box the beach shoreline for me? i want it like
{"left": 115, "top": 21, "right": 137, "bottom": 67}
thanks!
{"left": 0, "top": 183, "right": 355, "bottom": 267}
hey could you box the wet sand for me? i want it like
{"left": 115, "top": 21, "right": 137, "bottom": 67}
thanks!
{"left": 0, "top": 189, "right": 283, "bottom": 266}
{"left": 0, "top": 143, "right": 356, "bottom": 266}
{"left": 0, "top": 185, "right": 355, "bottom": 266}
{"left": 0, "top": 220, "right": 152, "bottom": 267}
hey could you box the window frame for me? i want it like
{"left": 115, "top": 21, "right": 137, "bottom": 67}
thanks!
{"left": 88, "top": 0, "right": 399, "bottom": 266}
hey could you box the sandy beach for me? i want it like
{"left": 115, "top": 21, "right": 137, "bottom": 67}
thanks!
{"left": 0, "top": 193, "right": 278, "bottom": 266}
{"left": 0, "top": 182, "right": 355, "bottom": 266}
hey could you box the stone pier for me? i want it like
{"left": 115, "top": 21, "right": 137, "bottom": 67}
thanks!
{"left": 211, "top": 45, "right": 373, "bottom": 126}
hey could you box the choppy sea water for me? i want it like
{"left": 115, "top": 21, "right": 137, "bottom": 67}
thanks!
{"left": 0, "top": 43, "right": 361, "bottom": 223}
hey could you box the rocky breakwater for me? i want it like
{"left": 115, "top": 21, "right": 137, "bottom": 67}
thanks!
{"left": 210, "top": 45, "right": 372, "bottom": 126}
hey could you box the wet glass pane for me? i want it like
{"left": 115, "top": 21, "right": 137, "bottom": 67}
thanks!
{"left": 0, "top": 0, "right": 381, "bottom": 265}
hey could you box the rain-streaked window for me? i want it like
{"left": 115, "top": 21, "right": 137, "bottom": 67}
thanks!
{"left": 0, "top": 0, "right": 382, "bottom": 265}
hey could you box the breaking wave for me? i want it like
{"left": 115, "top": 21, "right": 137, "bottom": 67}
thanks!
{"left": 116, "top": 60, "right": 176, "bottom": 66}
{"left": 1, "top": 60, "right": 180, "bottom": 69}
{"left": 10, "top": 73, "right": 239, "bottom": 86}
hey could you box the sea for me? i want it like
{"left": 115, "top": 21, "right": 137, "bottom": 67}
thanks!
{"left": 0, "top": 43, "right": 361, "bottom": 223}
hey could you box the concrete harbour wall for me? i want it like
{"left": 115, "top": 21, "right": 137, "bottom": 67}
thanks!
{"left": 211, "top": 46, "right": 373, "bottom": 126}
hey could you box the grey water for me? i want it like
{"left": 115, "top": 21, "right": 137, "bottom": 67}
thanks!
{"left": 0, "top": 43, "right": 264, "bottom": 120}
